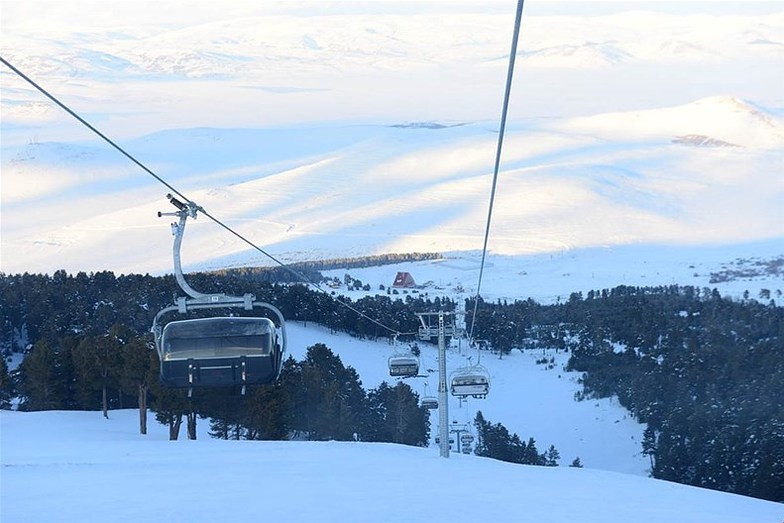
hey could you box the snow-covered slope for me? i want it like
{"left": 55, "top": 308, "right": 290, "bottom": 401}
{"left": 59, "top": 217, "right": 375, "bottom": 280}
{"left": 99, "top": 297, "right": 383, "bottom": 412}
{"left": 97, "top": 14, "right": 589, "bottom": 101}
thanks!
{"left": 562, "top": 96, "right": 784, "bottom": 149}
{"left": 286, "top": 322, "right": 648, "bottom": 476}
{"left": 1, "top": 408, "right": 781, "bottom": 523}
{"left": 2, "top": 3, "right": 782, "bottom": 281}
{"left": 2, "top": 105, "right": 782, "bottom": 287}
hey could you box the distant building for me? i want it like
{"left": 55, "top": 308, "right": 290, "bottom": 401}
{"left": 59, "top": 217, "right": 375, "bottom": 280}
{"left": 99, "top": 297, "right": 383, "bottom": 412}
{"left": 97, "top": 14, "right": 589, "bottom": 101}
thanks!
{"left": 392, "top": 271, "right": 416, "bottom": 288}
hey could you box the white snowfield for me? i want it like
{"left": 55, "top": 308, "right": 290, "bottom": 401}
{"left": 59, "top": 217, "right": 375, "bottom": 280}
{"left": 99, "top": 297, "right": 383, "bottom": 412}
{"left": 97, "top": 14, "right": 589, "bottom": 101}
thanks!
{"left": 1, "top": 408, "right": 781, "bottom": 523}
{"left": 1, "top": 97, "right": 782, "bottom": 292}
{"left": 1, "top": 2, "right": 782, "bottom": 286}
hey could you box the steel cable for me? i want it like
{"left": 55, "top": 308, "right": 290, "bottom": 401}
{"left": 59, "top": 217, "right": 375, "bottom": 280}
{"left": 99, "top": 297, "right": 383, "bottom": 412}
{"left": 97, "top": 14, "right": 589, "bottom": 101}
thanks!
{"left": 468, "top": 0, "right": 526, "bottom": 340}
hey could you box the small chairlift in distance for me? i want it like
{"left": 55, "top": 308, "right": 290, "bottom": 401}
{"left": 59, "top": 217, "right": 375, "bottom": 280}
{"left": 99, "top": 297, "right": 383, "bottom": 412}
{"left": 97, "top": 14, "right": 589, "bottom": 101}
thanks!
{"left": 151, "top": 194, "right": 286, "bottom": 396}
{"left": 387, "top": 336, "right": 420, "bottom": 378}
{"left": 460, "top": 432, "right": 475, "bottom": 454}
{"left": 388, "top": 353, "right": 419, "bottom": 377}
{"left": 421, "top": 382, "right": 438, "bottom": 410}
{"left": 449, "top": 367, "right": 490, "bottom": 399}
{"left": 450, "top": 341, "right": 490, "bottom": 399}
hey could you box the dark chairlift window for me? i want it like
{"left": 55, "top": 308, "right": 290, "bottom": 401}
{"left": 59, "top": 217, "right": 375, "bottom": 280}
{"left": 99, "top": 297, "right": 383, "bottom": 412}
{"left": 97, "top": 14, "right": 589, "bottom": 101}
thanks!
{"left": 162, "top": 317, "right": 274, "bottom": 361}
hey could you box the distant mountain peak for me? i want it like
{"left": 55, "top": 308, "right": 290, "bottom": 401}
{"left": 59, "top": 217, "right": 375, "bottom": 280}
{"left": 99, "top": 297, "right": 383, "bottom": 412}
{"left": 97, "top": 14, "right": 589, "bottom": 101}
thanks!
{"left": 562, "top": 96, "right": 783, "bottom": 149}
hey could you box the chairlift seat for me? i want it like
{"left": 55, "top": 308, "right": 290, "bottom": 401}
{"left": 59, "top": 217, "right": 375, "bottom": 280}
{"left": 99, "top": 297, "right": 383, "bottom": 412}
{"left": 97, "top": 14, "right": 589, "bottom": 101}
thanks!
{"left": 450, "top": 372, "right": 489, "bottom": 398}
{"left": 160, "top": 317, "right": 280, "bottom": 388}
{"left": 421, "top": 397, "right": 439, "bottom": 409}
{"left": 388, "top": 355, "right": 419, "bottom": 377}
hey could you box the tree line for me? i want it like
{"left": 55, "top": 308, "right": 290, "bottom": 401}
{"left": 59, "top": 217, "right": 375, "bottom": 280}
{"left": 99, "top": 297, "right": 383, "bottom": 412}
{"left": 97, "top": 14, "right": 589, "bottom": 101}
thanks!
{"left": 468, "top": 285, "right": 783, "bottom": 502}
{"left": 167, "top": 343, "right": 430, "bottom": 446}
{"left": 473, "top": 411, "right": 573, "bottom": 468}
{"left": 0, "top": 269, "right": 456, "bottom": 357}
{"left": 1, "top": 270, "right": 781, "bottom": 501}
{"left": 0, "top": 270, "right": 451, "bottom": 444}
{"left": 8, "top": 327, "right": 429, "bottom": 445}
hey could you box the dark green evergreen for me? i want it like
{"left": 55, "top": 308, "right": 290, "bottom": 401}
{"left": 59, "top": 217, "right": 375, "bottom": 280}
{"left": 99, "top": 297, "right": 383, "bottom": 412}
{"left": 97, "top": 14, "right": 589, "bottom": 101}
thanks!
{"left": 0, "top": 356, "right": 14, "bottom": 409}
{"left": 468, "top": 285, "right": 783, "bottom": 502}
{"left": 473, "top": 411, "right": 553, "bottom": 466}
{"left": 367, "top": 381, "right": 429, "bottom": 446}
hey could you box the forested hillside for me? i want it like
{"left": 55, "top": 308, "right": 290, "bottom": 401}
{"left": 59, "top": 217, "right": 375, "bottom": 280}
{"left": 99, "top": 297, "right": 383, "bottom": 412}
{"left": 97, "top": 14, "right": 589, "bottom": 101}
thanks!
{"left": 1, "top": 272, "right": 781, "bottom": 501}
{"left": 469, "top": 286, "right": 783, "bottom": 502}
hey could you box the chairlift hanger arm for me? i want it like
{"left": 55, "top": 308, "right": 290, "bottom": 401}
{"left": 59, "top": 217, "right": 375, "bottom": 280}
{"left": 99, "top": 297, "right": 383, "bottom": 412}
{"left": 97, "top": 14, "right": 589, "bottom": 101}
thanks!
{"left": 157, "top": 195, "right": 209, "bottom": 300}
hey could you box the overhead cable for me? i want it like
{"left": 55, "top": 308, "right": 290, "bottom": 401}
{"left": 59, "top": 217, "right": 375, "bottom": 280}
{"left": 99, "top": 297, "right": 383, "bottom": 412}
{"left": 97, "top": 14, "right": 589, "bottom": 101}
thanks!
{"left": 468, "top": 0, "right": 526, "bottom": 340}
{"left": 0, "top": 55, "right": 409, "bottom": 337}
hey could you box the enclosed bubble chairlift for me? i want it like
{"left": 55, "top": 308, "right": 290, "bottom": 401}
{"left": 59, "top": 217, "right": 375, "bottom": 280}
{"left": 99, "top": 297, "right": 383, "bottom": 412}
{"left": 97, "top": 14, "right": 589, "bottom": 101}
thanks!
{"left": 421, "top": 382, "right": 438, "bottom": 410}
{"left": 450, "top": 364, "right": 490, "bottom": 399}
{"left": 450, "top": 341, "right": 490, "bottom": 399}
{"left": 151, "top": 195, "right": 286, "bottom": 395}
{"left": 388, "top": 339, "right": 420, "bottom": 378}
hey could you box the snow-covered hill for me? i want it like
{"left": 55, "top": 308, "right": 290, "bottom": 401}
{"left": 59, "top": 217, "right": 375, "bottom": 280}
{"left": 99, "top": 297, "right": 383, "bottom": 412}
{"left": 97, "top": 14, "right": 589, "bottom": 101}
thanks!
{"left": 286, "top": 322, "right": 648, "bottom": 476}
{"left": 1, "top": 408, "right": 781, "bottom": 523}
{"left": 1, "top": 5, "right": 783, "bottom": 519}
{"left": 2, "top": 2, "right": 782, "bottom": 282}
{"left": 2, "top": 107, "right": 782, "bottom": 304}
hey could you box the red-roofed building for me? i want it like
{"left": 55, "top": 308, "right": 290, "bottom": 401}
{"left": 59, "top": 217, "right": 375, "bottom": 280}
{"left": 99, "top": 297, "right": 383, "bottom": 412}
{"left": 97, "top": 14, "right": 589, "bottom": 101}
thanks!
{"left": 392, "top": 271, "right": 416, "bottom": 288}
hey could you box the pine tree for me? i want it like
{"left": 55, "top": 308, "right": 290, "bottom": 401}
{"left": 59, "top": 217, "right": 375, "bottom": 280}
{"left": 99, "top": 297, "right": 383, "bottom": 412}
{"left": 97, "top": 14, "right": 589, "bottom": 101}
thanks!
{"left": 290, "top": 344, "right": 368, "bottom": 440}
{"left": 200, "top": 389, "right": 248, "bottom": 440}
{"left": 72, "top": 334, "right": 120, "bottom": 418}
{"left": 641, "top": 425, "right": 657, "bottom": 470}
{"left": 0, "top": 357, "right": 13, "bottom": 409}
{"left": 473, "top": 411, "right": 490, "bottom": 456}
{"left": 473, "top": 411, "right": 555, "bottom": 466}
{"left": 544, "top": 444, "right": 561, "bottom": 466}
{"left": 245, "top": 383, "right": 289, "bottom": 440}
{"left": 118, "top": 330, "right": 155, "bottom": 434}
{"left": 17, "top": 340, "right": 68, "bottom": 411}
{"left": 150, "top": 375, "right": 190, "bottom": 440}
{"left": 367, "top": 381, "right": 429, "bottom": 446}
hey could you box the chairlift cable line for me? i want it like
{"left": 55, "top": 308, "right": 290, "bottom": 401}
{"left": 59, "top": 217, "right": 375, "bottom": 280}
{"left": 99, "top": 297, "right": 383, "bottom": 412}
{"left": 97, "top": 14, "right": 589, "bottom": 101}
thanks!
{"left": 196, "top": 208, "right": 411, "bottom": 336}
{"left": 0, "top": 56, "right": 189, "bottom": 205}
{"left": 468, "top": 0, "right": 526, "bottom": 340}
{"left": 0, "top": 54, "right": 409, "bottom": 338}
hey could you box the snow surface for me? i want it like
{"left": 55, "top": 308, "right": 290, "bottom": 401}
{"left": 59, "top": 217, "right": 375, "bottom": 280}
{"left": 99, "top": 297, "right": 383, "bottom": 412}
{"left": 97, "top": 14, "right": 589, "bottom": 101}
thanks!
{"left": 1, "top": 2, "right": 783, "bottom": 283}
{"left": 2, "top": 408, "right": 782, "bottom": 523}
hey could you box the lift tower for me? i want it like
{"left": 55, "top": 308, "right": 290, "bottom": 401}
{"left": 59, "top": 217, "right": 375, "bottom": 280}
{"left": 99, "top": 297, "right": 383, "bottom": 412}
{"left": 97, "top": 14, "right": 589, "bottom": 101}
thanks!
{"left": 416, "top": 311, "right": 463, "bottom": 458}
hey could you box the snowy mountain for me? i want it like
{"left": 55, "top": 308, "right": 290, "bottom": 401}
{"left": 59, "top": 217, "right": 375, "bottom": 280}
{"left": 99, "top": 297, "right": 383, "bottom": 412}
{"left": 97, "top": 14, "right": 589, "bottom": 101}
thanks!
{"left": 2, "top": 104, "right": 782, "bottom": 305}
{"left": 2, "top": 3, "right": 782, "bottom": 283}
{"left": 1, "top": 4, "right": 783, "bottom": 520}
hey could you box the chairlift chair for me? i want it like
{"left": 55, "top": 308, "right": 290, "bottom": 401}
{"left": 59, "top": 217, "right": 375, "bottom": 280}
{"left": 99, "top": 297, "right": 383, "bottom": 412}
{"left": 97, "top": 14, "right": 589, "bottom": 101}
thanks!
{"left": 151, "top": 195, "right": 286, "bottom": 394}
{"left": 421, "top": 396, "right": 439, "bottom": 410}
{"left": 157, "top": 315, "right": 282, "bottom": 389}
{"left": 388, "top": 354, "right": 419, "bottom": 378}
{"left": 421, "top": 382, "right": 438, "bottom": 409}
{"left": 449, "top": 365, "right": 490, "bottom": 399}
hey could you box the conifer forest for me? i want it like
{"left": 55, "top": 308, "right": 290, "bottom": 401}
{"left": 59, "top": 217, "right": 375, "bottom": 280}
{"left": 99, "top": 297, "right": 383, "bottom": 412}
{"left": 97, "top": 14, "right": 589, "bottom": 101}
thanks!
{"left": 0, "top": 269, "right": 781, "bottom": 502}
